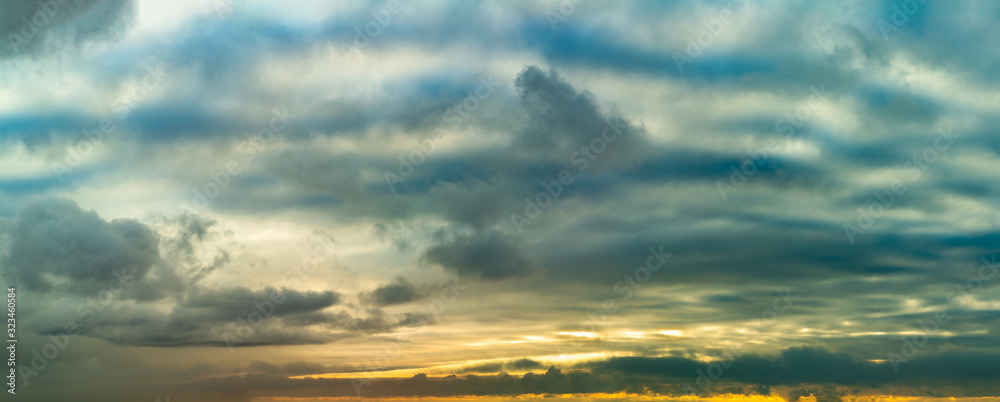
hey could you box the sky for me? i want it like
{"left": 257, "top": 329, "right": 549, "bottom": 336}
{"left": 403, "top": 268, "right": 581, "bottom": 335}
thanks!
{"left": 1, "top": 0, "right": 1000, "bottom": 401}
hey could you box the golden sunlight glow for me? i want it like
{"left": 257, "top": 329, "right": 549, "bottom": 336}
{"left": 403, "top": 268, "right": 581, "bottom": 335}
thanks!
{"left": 557, "top": 331, "right": 600, "bottom": 338}
{"left": 260, "top": 394, "right": 1000, "bottom": 402}
{"left": 258, "top": 392, "right": 793, "bottom": 402}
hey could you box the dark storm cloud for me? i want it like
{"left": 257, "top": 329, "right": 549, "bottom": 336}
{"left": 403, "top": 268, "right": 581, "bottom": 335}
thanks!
{"left": 625, "top": 148, "right": 824, "bottom": 184}
{"left": 361, "top": 276, "right": 422, "bottom": 306}
{"left": 422, "top": 229, "right": 538, "bottom": 280}
{"left": 1, "top": 0, "right": 135, "bottom": 59}
{"left": 0, "top": 199, "right": 232, "bottom": 303}
{"left": 183, "top": 286, "right": 341, "bottom": 318}
{"left": 511, "top": 66, "right": 648, "bottom": 165}
{"left": 589, "top": 346, "right": 1000, "bottom": 387}
{"left": 2, "top": 197, "right": 159, "bottom": 294}
{"left": 0, "top": 198, "right": 433, "bottom": 349}
{"left": 523, "top": 211, "right": 957, "bottom": 285}
{"left": 208, "top": 63, "right": 658, "bottom": 235}
{"left": 73, "top": 287, "right": 430, "bottom": 346}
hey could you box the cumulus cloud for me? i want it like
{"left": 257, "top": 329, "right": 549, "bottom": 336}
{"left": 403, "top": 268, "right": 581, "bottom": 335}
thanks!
{"left": 183, "top": 286, "right": 341, "bottom": 318}
{"left": 422, "top": 229, "right": 538, "bottom": 280}
{"left": 513, "top": 65, "right": 648, "bottom": 167}
{"left": 361, "top": 276, "right": 422, "bottom": 306}
{"left": 1, "top": 0, "right": 136, "bottom": 59}
{"left": 2, "top": 197, "right": 159, "bottom": 295}
{"left": 72, "top": 285, "right": 433, "bottom": 346}
{"left": 4, "top": 0, "right": 1000, "bottom": 400}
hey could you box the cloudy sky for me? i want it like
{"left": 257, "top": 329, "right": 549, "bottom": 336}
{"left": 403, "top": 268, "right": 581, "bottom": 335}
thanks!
{"left": 1, "top": 0, "right": 1000, "bottom": 401}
